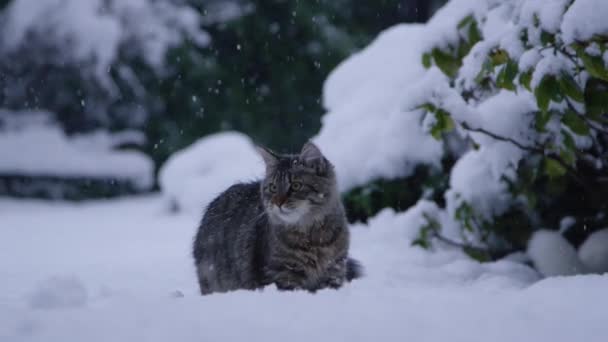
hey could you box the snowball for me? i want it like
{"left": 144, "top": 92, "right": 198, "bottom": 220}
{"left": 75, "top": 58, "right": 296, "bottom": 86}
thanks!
{"left": 27, "top": 276, "right": 88, "bottom": 310}
{"left": 578, "top": 228, "right": 608, "bottom": 274}
{"left": 159, "top": 131, "right": 264, "bottom": 212}
{"left": 527, "top": 230, "right": 587, "bottom": 277}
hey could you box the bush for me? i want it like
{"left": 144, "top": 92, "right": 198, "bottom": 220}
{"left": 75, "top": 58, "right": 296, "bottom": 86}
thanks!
{"left": 410, "top": 0, "right": 608, "bottom": 259}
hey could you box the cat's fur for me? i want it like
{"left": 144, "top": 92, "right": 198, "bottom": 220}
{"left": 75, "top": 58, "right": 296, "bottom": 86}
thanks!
{"left": 192, "top": 142, "right": 362, "bottom": 294}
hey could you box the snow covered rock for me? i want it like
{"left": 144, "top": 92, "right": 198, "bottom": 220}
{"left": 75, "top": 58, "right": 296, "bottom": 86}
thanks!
{"left": 159, "top": 132, "right": 264, "bottom": 212}
{"left": 578, "top": 229, "right": 608, "bottom": 274}
{"left": 527, "top": 230, "right": 587, "bottom": 277}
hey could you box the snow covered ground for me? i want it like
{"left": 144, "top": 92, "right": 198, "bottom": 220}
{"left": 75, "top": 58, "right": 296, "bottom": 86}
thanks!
{"left": 1, "top": 196, "right": 607, "bottom": 341}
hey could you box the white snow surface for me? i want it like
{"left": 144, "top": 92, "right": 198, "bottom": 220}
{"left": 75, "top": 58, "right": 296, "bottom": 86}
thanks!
{"left": 159, "top": 132, "right": 265, "bottom": 212}
{"left": 0, "top": 111, "right": 153, "bottom": 189}
{"left": 2, "top": 196, "right": 608, "bottom": 341}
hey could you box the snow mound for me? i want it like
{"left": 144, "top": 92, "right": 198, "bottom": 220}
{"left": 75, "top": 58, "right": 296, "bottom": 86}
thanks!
{"left": 159, "top": 132, "right": 265, "bottom": 212}
{"left": 27, "top": 275, "right": 88, "bottom": 310}
{"left": 0, "top": 110, "right": 153, "bottom": 189}
{"left": 314, "top": 24, "right": 443, "bottom": 191}
{"left": 527, "top": 230, "right": 587, "bottom": 277}
{"left": 579, "top": 228, "right": 608, "bottom": 274}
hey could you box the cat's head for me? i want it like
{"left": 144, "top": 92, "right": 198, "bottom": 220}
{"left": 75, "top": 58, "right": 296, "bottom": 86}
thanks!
{"left": 257, "top": 142, "right": 337, "bottom": 225}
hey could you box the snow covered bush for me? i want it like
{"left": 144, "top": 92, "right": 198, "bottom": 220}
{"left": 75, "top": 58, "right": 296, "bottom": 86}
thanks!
{"left": 0, "top": 110, "right": 154, "bottom": 199}
{"left": 316, "top": 0, "right": 608, "bottom": 270}
{"left": 159, "top": 132, "right": 264, "bottom": 212}
{"left": 0, "top": 0, "right": 209, "bottom": 131}
{"left": 414, "top": 0, "right": 608, "bottom": 261}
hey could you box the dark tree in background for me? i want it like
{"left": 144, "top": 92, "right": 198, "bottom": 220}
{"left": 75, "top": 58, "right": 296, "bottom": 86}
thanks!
{"left": 148, "top": 0, "right": 445, "bottom": 164}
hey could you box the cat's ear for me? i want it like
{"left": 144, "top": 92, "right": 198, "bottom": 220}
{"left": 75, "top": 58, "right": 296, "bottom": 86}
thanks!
{"left": 300, "top": 141, "right": 330, "bottom": 175}
{"left": 256, "top": 146, "right": 279, "bottom": 172}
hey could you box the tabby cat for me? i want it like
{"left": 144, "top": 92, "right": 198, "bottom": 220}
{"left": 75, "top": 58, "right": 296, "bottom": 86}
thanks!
{"left": 192, "top": 142, "right": 362, "bottom": 294}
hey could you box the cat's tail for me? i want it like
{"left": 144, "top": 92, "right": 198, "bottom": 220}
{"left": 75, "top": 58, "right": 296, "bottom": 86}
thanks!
{"left": 346, "top": 258, "right": 363, "bottom": 281}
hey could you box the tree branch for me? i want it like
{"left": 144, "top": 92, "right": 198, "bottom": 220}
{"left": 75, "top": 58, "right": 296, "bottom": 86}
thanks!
{"left": 432, "top": 232, "right": 517, "bottom": 261}
{"left": 459, "top": 122, "right": 595, "bottom": 193}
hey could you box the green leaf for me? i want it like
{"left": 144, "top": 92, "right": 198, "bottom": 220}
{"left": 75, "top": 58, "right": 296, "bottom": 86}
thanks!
{"left": 417, "top": 103, "right": 437, "bottom": 112}
{"left": 457, "top": 15, "right": 474, "bottom": 30}
{"left": 468, "top": 20, "right": 482, "bottom": 45}
{"left": 474, "top": 59, "right": 494, "bottom": 84}
{"left": 585, "top": 77, "right": 608, "bottom": 118}
{"left": 560, "top": 148, "right": 576, "bottom": 166}
{"left": 431, "top": 48, "right": 461, "bottom": 78}
{"left": 496, "top": 60, "right": 518, "bottom": 91}
{"left": 430, "top": 108, "right": 455, "bottom": 140}
{"left": 558, "top": 72, "right": 584, "bottom": 102}
{"left": 562, "top": 110, "right": 590, "bottom": 135}
{"left": 455, "top": 203, "right": 475, "bottom": 233}
{"left": 561, "top": 129, "right": 576, "bottom": 151}
{"left": 519, "top": 70, "right": 533, "bottom": 91}
{"left": 523, "top": 190, "right": 537, "bottom": 209}
{"left": 490, "top": 49, "right": 509, "bottom": 66}
{"left": 412, "top": 238, "right": 430, "bottom": 249}
{"left": 534, "top": 76, "right": 560, "bottom": 113}
{"left": 573, "top": 43, "right": 608, "bottom": 82}
{"left": 534, "top": 77, "right": 551, "bottom": 113}
{"left": 544, "top": 158, "right": 566, "bottom": 179}
{"left": 422, "top": 52, "right": 432, "bottom": 69}
{"left": 464, "top": 247, "right": 491, "bottom": 263}
{"left": 559, "top": 128, "right": 577, "bottom": 166}
{"left": 540, "top": 31, "right": 555, "bottom": 45}
{"left": 534, "top": 110, "right": 552, "bottom": 131}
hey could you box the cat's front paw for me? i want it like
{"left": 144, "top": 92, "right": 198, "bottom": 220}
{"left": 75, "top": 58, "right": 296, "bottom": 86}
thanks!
{"left": 275, "top": 278, "right": 302, "bottom": 291}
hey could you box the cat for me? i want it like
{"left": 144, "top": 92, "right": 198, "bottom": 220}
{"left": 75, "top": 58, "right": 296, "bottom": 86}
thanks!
{"left": 192, "top": 142, "right": 362, "bottom": 294}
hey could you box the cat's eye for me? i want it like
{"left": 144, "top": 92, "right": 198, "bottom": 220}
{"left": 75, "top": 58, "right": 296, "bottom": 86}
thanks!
{"left": 268, "top": 184, "right": 277, "bottom": 193}
{"left": 291, "top": 182, "right": 302, "bottom": 191}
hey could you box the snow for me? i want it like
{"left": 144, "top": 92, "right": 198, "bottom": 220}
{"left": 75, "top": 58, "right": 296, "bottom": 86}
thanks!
{"left": 527, "top": 230, "right": 587, "bottom": 277}
{"left": 313, "top": 0, "right": 494, "bottom": 192}
{"left": 0, "top": 0, "right": 210, "bottom": 87}
{"left": 0, "top": 111, "right": 153, "bottom": 189}
{"left": 314, "top": 24, "right": 443, "bottom": 191}
{"left": 159, "top": 132, "right": 265, "bottom": 212}
{"left": 314, "top": 0, "right": 607, "bottom": 259}
{"left": 1, "top": 196, "right": 607, "bottom": 341}
{"left": 520, "top": 0, "right": 570, "bottom": 34}
{"left": 561, "top": 0, "right": 608, "bottom": 44}
{"left": 579, "top": 228, "right": 608, "bottom": 274}
{"left": 27, "top": 276, "right": 89, "bottom": 310}
{"left": 1, "top": 0, "right": 608, "bottom": 339}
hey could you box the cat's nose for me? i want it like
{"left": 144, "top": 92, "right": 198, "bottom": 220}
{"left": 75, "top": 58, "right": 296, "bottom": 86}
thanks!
{"left": 271, "top": 195, "right": 287, "bottom": 207}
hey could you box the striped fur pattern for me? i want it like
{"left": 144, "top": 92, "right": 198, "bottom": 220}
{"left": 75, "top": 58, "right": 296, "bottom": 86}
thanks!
{"left": 193, "top": 142, "right": 362, "bottom": 294}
